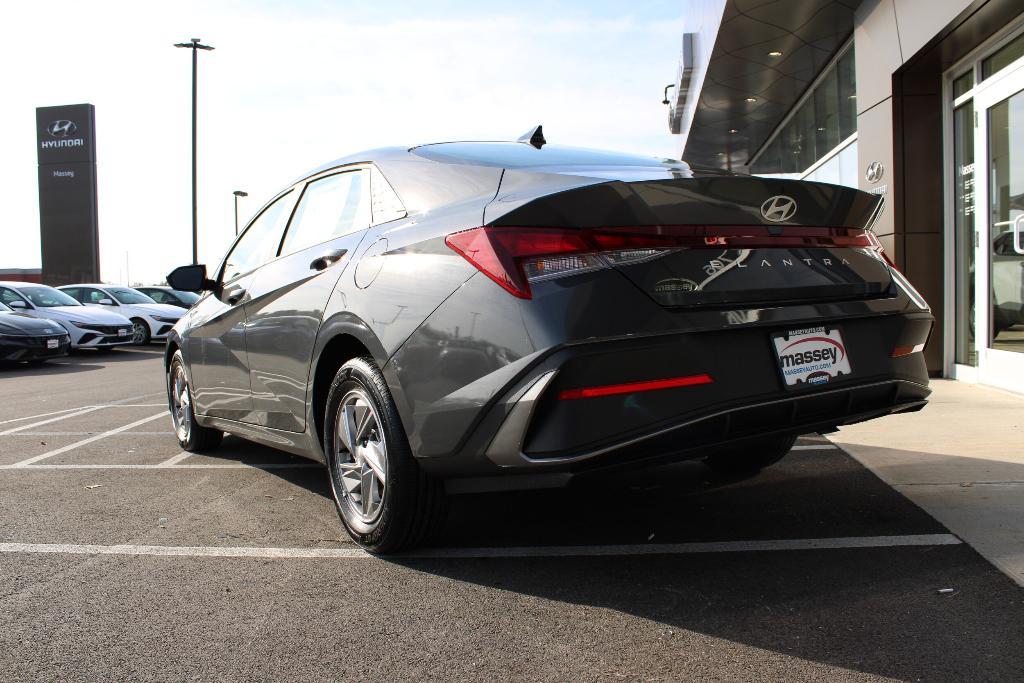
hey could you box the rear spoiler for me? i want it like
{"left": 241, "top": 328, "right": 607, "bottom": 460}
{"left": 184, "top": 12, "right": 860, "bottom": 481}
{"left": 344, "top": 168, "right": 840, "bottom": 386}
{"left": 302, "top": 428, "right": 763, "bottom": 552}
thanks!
{"left": 488, "top": 176, "right": 883, "bottom": 231}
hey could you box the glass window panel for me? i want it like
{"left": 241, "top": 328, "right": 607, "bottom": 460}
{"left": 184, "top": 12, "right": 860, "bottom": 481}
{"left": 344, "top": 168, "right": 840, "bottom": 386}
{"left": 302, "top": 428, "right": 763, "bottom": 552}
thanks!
{"left": 751, "top": 44, "right": 856, "bottom": 177}
{"left": 982, "top": 32, "right": 1024, "bottom": 80}
{"left": 953, "top": 101, "right": 977, "bottom": 365}
{"left": 280, "top": 170, "right": 370, "bottom": 256}
{"left": 953, "top": 71, "right": 974, "bottom": 99}
{"left": 222, "top": 191, "right": 295, "bottom": 283}
{"left": 987, "top": 92, "right": 1024, "bottom": 353}
{"left": 838, "top": 47, "right": 857, "bottom": 140}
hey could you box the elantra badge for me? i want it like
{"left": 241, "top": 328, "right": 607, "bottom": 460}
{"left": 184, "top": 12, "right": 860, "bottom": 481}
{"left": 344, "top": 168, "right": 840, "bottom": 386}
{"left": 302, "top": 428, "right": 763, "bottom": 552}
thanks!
{"left": 760, "top": 195, "right": 797, "bottom": 222}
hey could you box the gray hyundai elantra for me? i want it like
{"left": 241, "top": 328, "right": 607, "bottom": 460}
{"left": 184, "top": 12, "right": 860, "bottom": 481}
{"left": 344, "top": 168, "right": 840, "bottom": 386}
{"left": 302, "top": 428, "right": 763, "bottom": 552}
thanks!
{"left": 164, "top": 130, "right": 932, "bottom": 553}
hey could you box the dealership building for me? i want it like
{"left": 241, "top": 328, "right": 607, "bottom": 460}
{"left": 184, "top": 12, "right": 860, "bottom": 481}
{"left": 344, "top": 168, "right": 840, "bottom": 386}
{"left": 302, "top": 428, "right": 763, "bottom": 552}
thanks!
{"left": 668, "top": 0, "right": 1023, "bottom": 394}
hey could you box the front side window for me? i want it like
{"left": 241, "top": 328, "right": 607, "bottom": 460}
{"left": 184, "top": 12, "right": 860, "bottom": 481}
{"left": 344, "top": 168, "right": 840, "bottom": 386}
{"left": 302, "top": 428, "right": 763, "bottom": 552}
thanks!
{"left": 0, "top": 288, "right": 28, "bottom": 307}
{"left": 18, "top": 286, "right": 81, "bottom": 308}
{"left": 222, "top": 190, "right": 296, "bottom": 283}
{"left": 81, "top": 288, "right": 111, "bottom": 304}
{"left": 279, "top": 170, "right": 370, "bottom": 255}
{"left": 108, "top": 288, "right": 156, "bottom": 305}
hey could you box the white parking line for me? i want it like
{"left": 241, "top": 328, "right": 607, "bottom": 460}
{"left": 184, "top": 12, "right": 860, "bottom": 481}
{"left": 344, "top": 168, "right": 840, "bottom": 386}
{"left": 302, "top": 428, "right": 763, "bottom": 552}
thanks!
{"left": 155, "top": 452, "right": 194, "bottom": 467}
{"left": 0, "top": 406, "right": 107, "bottom": 436}
{"left": 0, "top": 406, "right": 87, "bottom": 426}
{"left": 791, "top": 444, "right": 838, "bottom": 450}
{"left": 7, "top": 412, "right": 168, "bottom": 467}
{"left": 0, "top": 534, "right": 961, "bottom": 560}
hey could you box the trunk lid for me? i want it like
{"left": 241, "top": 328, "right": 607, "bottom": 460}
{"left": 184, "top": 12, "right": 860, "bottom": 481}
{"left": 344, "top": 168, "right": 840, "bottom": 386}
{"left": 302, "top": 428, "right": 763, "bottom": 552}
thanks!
{"left": 488, "top": 175, "right": 891, "bottom": 307}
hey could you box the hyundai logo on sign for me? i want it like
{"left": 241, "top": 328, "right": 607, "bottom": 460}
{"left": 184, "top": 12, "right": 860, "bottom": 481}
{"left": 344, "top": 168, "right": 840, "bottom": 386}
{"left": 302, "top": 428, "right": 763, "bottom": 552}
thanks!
{"left": 46, "top": 120, "right": 77, "bottom": 138}
{"left": 760, "top": 195, "right": 797, "bottom": 223}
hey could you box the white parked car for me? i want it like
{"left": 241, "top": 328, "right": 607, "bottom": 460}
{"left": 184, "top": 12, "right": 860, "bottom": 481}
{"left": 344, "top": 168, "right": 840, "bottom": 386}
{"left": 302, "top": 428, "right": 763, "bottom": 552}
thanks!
{"left": 0, "top": 281, "right": 134, "bottom": 350}
{"left": 58, "top": 284, "right": 184, "bottom": 344}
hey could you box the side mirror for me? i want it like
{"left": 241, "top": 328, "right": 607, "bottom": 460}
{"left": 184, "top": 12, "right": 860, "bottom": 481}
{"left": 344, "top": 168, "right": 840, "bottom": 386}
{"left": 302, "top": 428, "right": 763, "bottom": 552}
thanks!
{"left": 98, "top": 298, "right": 115, "bottom": 306}
{"left": 8, "top": 300, "right": 27, "bottom": 309}
{"left": 166, "top": 264, "right": 217, "bottom": 293}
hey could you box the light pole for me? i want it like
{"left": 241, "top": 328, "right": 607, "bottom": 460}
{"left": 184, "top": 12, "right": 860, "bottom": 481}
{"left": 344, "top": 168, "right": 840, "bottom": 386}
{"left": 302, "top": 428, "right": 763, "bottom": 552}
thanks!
{"left": 174, "top": 37, "right": 215, "bottom": 264}
{"left": 232, "top": 190, "right": 248, "bottom": 235}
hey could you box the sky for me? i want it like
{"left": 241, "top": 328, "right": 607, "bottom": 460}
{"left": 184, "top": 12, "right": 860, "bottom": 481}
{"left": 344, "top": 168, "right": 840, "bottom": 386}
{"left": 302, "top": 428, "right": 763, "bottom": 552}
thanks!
{"left": 3, "top": 0, "right": 687, "bottom": 285}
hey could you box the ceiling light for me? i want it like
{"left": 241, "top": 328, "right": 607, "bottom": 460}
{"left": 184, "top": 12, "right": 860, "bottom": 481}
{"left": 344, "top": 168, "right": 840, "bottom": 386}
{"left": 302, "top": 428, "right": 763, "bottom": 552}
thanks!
{"left": 729, "top": 129, "right": 739, "bottom": 133}
{"left": 768, "top": 50, "right": 783, "bottom": 57}
{"left": 745, "top": 97, "right": 757, "bottom": 103}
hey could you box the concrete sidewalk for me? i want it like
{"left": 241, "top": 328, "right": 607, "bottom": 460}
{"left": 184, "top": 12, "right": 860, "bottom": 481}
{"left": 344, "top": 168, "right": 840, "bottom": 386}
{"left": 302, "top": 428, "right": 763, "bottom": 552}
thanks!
{"left": 831, "top": 379, "right": 1024, "bottom": 587}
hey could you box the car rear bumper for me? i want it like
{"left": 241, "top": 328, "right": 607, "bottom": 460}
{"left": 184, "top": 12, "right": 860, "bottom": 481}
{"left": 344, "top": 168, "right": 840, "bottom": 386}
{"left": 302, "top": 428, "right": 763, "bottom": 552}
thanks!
{"left": 417, "top": 310, "right": 932, "bottom": 485}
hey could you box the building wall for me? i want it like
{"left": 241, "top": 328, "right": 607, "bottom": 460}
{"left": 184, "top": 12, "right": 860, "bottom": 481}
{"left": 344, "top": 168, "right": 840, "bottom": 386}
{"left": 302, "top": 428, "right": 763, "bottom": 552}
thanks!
{"left": 853, "top": 0, "right": 983, "bottom": 373}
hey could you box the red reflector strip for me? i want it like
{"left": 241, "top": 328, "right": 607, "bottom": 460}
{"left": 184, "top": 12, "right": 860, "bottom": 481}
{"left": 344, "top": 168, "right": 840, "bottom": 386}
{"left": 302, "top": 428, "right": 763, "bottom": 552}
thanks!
{"left": 557, "top": 373, "right": 714, "bottom": 400}
{"left": 891, "top": 343, "right": 926, "bottom": 358}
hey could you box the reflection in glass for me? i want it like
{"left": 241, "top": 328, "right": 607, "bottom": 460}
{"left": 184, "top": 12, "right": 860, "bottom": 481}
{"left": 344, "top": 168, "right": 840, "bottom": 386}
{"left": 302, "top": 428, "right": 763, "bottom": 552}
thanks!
{"left": 954, "top": 101, "right": 976, "bottom": 365}
{"left": 982, "top": 32, "right": 1024, "bottom": 81}
{"left": 751, "top": 45, "right": 857, "bottom": 177}
{"left": 987, "top": 90, "right": 1024, "bottom": 354}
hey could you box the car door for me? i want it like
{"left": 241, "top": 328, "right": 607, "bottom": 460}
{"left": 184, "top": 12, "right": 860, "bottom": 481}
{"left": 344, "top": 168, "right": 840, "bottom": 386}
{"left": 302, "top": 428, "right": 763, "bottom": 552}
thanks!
{"left": 186, "top": 188, "right": 298, "bottom": 423}
{"left": 243, "top": 167, "right": 372, "bottom": 431}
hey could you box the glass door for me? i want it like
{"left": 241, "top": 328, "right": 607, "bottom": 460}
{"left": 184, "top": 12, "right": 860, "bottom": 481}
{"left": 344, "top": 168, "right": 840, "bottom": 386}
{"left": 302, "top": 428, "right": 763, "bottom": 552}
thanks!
{"left": 974, "top": 61, "right": 1024, "bottom": 392}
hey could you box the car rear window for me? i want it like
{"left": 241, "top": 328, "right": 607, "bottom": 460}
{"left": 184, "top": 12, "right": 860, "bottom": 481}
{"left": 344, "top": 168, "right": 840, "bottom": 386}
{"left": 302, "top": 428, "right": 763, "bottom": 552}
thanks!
{"left": 411, "top": 142, "right": 688, "bottom": 171}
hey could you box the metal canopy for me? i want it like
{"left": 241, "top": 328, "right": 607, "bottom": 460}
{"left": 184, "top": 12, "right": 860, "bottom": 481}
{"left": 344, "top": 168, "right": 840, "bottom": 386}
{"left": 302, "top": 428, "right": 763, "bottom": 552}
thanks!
{"left": 676, "top": 0, "right": 861, "bottom": 170}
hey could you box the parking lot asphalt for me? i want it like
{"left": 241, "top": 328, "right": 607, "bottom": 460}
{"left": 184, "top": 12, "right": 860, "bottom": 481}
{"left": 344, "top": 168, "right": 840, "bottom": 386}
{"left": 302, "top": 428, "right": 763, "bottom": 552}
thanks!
{"left": 1, "top": 348, "right": 1023, "bottom": 682}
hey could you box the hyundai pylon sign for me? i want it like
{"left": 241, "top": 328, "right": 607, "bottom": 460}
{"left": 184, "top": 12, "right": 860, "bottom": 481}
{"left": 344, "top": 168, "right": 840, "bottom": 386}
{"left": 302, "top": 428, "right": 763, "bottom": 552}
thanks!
{"left": 36, "top": 103, "right": 100, "bottom": 285}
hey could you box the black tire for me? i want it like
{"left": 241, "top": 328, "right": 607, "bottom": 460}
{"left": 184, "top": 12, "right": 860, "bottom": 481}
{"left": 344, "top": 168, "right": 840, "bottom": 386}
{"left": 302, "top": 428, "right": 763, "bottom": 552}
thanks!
{"left": 167, "top": 350, "right": 223, "bottom": 452}
{"left": 130, "top": 318, "right": 151, "bottom": 345}
{"left": 323, "top": 356, "right": 446, "bottom": 554}
{"left": 704, "top": 434, "right": 798, "bottom": 474}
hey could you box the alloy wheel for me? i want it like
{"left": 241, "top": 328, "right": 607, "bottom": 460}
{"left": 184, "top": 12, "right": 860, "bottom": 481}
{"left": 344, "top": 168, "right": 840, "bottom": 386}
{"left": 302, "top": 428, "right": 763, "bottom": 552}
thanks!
{"left": 170, "top": 366, "right": 191, "bottom": 441}
{"left": 132, "top": 321, "right": 148, "bottom": 344}
{"left": 333, "top": 389, "right": 388, "bottom": 524}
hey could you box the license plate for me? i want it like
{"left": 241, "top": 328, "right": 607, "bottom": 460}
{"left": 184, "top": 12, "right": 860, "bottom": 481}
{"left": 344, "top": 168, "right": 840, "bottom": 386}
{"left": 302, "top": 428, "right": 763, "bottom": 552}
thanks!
{"left": 46, "top": 339, "right": 58, "bottom": 349}
{"left": 772, "top": 326, "right": 852, "bottom": 387}
{"left": 118, "top": 329, "right": 129, "bottom": 337}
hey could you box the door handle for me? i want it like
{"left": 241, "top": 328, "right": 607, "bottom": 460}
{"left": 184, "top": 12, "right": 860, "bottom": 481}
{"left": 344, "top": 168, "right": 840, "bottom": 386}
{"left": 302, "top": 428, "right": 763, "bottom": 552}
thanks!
{"left": 310, "top": 248, "right": 348, "bottom": 271}
{"left": 1013, "top": 215, "right": 1024, "bottom": 256}
{"left": 225, "top": 287, "right": 247, "bottom": 305}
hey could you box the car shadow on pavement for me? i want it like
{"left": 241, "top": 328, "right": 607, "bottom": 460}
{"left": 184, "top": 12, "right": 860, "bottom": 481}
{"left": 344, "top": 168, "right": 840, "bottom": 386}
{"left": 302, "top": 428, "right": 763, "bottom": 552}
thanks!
{"left": 383, "top": 449, "right": 1024, "bottom": 681}
{"left": 0, "top": 347, "right": 164, "bottom": 378}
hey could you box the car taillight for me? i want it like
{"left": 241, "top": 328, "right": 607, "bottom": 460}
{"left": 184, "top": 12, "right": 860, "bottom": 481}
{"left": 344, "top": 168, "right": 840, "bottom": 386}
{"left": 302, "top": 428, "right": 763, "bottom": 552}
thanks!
{"left": 445, "top": 225, "right": 887, "bottom": 299}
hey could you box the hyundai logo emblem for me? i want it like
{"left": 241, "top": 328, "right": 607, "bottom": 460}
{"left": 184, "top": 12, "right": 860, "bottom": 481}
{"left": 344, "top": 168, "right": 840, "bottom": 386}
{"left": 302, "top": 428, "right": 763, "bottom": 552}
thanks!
{"left": 46, "top": 120, "right": 77, "bottom": 138}
{"left": 760, "top": 195, "right": 797, "bottom": 223}
{"left": 865, "top": 161, "right": 884, "bottom": 184}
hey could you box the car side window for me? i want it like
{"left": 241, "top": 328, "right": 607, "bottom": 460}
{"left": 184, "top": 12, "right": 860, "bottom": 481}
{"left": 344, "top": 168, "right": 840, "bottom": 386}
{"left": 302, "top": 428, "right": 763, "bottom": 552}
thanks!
{"left": 62, "top": 287, "right": 82, "bottom": 301}
{"left": 222, "top": 190, "right": 296, "bottom": 283}
{"left": 148, "top": 291, "right": 167, "bottom": 303}
{"left": 81, "top": 288, "right": 108, "bottom": 304}
{"left": 370, "top": 165, "right": 406, "bottom": 225}
{"left": 0, "top": 287, "right": 28, "bottom": 307}
{"left": 279, "top": 170, "right": 370, "bottom": 256}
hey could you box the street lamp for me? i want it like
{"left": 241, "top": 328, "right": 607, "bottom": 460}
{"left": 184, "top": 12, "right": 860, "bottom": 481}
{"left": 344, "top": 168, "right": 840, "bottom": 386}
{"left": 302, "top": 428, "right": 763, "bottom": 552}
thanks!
{"left": 662, "top": 83, "right": 675, "bottom": 105}
{"left": 232, "top": 190, "right": 248, "bottom": 235}
{"left": 174, "top": 37, "right": 215, "bottom": 265}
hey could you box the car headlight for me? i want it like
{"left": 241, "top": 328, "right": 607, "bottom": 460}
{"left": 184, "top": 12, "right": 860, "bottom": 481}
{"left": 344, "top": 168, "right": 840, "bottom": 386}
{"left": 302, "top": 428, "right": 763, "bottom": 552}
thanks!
{"left": 151, "top": 315, "right": 180, "bottom": 323}
{"left": 68, "top": 321, "right": 91, "bottom": 328}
